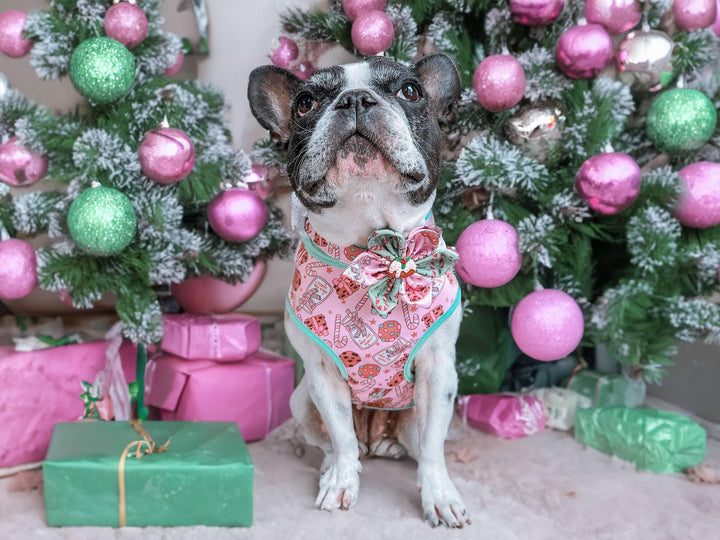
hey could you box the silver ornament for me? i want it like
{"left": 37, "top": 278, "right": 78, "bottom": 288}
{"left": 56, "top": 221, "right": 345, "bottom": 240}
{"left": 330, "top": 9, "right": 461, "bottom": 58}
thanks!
{"left": 617, "top": 29, "right": 675, "bottom": 92}
{"left": 504, "top": 102, "right": 565, "bottom": 164}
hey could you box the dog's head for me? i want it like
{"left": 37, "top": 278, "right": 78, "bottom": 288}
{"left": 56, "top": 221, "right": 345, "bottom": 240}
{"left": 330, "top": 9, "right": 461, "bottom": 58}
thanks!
{"left": 247, "top": 55, "right": 461, "bottom": 212}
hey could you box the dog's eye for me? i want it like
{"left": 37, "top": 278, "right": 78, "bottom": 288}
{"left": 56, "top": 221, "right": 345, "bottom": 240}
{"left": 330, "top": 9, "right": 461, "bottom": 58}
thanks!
{"left": 296, "top": 94, "right": 317, "bottom": 117}
{"left": 397, "top": 83, "right": 421, "bottom": 102}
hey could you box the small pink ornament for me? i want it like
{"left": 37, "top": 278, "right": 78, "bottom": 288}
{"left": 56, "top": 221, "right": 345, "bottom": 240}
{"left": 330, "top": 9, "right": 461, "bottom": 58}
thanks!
{"left": 103, "top": 1, "right": 148, "bottom": 50}
{"left": 270, "top": 36, "right": 298, "bottom": 68}
{"left": 585, "top": 0, "right": 642, "bottom": 35}
{"left": 674, "top": 162, "right": 720, "bottom": 228}
{"left": 245, "top": 164, "right": 274, "bottom": 199}
{"left": 556, "top": 23, "right": 614, "bottom": 79}
{"left": 170, "top": 260, "right": 267, "bottom": 314}
{"left": 343, "top": 0, "right": 388, "bottom": 21}
{"left": 0, "top": 238, "right": 37, "bottom": 300}
{"left": 138, "top": 127, "right": 195, "bottom": 184}
{"left": 0, "top": 137, "right": 48, "bottom": 187}
{"left": 164, "top": 52, "right": 184, "bottom": 76}
{"left": 511, "top": 289, "right": 585, "bottom": 362}
{"left": 455, "top": 220, "right": 522, "bottom": 288}
{"left": 714, "top": 0, "right": 720, "bottom": 37}
{"left": 473, "top": 55, "right": 526, "bottom": 112}
{"left": 575, "top": 152, "right": 641, "bottom": 214}
{"left": 208, "top": 188, "right": 268, "bottom": 242}
{"left": 0, "top": 10, "right": 33, "bottom": 58}
{"left": 351, "top": 9, "right": 395, "bottom": 56}
{"left": 673, "top": 0, "right": 717, "bottom": 31}
{"left": 510, "top": 0, "right": 565, "bottom": 26}
{"left": 293, "top": 61, "right": 315, "bottom": 81}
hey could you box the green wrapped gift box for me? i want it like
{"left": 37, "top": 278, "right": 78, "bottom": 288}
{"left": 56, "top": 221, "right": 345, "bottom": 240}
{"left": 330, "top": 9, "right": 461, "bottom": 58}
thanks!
{"left": 575, "top": 407, "right": 706, "bottom": 474}
{"left": 44, "top": 421, "right": 253, "bottom": 527}
{"left": 567, "top": 369, "right": 646, "bottom": 408}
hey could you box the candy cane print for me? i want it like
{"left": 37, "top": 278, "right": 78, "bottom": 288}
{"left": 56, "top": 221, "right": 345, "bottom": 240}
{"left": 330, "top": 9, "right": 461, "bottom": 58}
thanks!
{"left": 355, "top": 292, "right": 370, "bottom": 311}
{"left": 334, "top": 314, "right": 348, "bottom": 347}
{"left": 402, "top": 302, "right": 420, "bottom": 330}
{"left": 305, "top": 261, "right": 326, "bottom": 276}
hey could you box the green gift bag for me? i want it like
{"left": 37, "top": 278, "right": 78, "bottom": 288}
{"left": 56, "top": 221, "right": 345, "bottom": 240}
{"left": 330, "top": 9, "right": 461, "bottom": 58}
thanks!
{"left": 44, "top": 421, "right": 253, "bottom": 527}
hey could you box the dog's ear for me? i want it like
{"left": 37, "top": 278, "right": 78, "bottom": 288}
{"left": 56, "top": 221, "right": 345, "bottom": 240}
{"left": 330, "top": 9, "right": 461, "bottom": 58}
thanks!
{"left": 414, "top": 54, "right": 462, "bottom": 115}
{"left": 248, "top": 66, "right": 302, "bottom": 142}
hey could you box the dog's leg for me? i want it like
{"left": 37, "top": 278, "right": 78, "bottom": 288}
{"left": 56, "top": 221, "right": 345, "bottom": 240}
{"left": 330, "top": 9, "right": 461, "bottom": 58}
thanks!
{"left": 286, "top": 318, "right": 362, "bottom": 511}
{"left": 290, "top": 377, "right": 334, "bottom": 471}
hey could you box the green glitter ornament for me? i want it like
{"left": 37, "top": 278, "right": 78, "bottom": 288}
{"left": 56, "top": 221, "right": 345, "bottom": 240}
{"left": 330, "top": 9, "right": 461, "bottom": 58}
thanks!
{"left": 67, "top": 185, "right": 137, "bottom": 255}
{"left": 69, "top": 37, "right": 135, "bottom": 104}
{"left": 646, "top": 88, "right": 717, "bottom": 153}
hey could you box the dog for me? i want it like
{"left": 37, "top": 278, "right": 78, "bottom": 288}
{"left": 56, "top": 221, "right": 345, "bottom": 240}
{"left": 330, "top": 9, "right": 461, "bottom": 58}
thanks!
{"left": 248, "top": 53, "right": 468, "bottom": 528}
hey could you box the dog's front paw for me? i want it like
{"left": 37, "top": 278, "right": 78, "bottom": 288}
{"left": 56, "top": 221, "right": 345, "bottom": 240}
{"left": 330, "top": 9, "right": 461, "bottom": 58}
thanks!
{"left": 315, "top": 459, "right": 361, "bottom": 511}
{"left": 418, "top": 467, "right": 470, "bottom": 528}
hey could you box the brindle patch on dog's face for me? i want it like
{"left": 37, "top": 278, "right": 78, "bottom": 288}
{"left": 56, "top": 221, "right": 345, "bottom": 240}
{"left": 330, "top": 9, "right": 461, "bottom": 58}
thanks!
{"left": 248, "top": 55, "right": 461, "bottom": 213}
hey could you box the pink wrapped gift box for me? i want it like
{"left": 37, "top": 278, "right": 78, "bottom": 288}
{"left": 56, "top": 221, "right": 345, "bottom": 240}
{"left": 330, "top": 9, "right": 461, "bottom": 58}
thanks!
{"left": 0, "top": 341, "right": 137, "bottom": 468}
{"left": 146, "top": 349, "right": 294, "bottom": 442}
{"left": 161, "top": 313, "right": 261, "bottom": 361}
{"left": 457, "top": 393, "right": 545, "bottom": 439}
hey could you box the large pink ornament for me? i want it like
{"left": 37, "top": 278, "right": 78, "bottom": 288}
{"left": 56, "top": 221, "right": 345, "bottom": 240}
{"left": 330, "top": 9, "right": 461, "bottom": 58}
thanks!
{"left": 139, "top": 127, "right": 195, "bottom": 184}
{"left": 473, "top": 55, "right": 526, "bottom": 112}
{"left": 509, "top": 0, "right": 565, "bottom": 26}
{"left": 556, "top": 23, "right": 613, "bottom": 79}
{"left": 455, "top": 220, "right": 522, "bottom": 288}
{"left": 343, "top": 0, "right": 387, "bottom": 21}
{"left": 351, "top": 10, "right": 395, "bottom": 56}
{"left": 0, "top": 137, "right": 48, "bottom": 187}
{"left": 575, "top": 152, "right": 641, "bottom": 214}
{"left": 674, "top": 162, "right": 720, "bottom": 228}
{"left": 0, "top": 239, "right": 37, "bottom": 300}
{"left": 104, "top": 1, "right": 149, "bottom": 49}
{"left": 245, "top": 164, "right": 274, "bottom": 199}
{"left": 208, "top": 188, "right": 268, "bottom": 242}
{"left": 511, "top": 289, "right": 585, "bottom": 362}
{"left": 270, "top": 36, "right": 299, "bottom": 68}
{"left": 170, "top": 260, "right": 267, "bottom": 314}
{"left": 164, "top": 52, "right": 184, "bottom": 76}
{"left": 585, "top": 0, "right": 642, "bottom": 35}
{"left": 673, "top": 0, "right": 717, "bottom": 31}
{"left": 0, "top": 10, "right": 33, "bottom": 58}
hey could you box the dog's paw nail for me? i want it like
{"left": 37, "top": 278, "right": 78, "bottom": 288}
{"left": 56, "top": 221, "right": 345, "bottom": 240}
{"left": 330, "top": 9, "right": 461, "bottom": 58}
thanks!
{"left": 424, "top": 512, "right": 439, "bottom": 527}
{"left": 466, "top": 518, "right": 472, "bottom": 525}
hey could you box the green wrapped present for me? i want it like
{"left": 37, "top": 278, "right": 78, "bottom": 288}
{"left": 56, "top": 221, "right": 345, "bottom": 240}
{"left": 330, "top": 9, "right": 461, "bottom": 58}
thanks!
{"left": 575, "top": 407, "right": 706, "bottom": 473}
{"left": 44, "top": 421, "right": 253, "bottom": 527}
{"left": 567, "top": 369, "right": 646, "bottom": 408}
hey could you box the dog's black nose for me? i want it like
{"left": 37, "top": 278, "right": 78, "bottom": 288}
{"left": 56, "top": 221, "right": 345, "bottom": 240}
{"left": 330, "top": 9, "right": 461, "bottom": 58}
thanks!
{"left": 335, "top": 90, "right": 378, "bottom": 111}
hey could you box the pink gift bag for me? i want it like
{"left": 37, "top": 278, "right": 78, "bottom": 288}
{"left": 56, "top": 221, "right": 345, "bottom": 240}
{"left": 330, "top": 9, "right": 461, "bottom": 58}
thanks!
{"left": 161, "top": 313, "right": 262, "bottom": 361}
{"left": 146, "top": 349, "right": 294, "bottom": 442}
{"left": 457, "top": 393, "right": 546, "bottom": 439}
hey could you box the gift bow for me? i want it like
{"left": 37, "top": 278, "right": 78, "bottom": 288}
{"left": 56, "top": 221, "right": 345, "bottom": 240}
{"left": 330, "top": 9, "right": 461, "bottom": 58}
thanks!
{"left": 343, "top": 227, "right": 457, "bottom": 316}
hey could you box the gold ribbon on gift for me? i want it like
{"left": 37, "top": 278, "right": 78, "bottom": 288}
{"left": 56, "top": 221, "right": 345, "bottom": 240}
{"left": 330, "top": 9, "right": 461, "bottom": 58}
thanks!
{"left": 118, "top": 419, "right": 172, "bottom": 527}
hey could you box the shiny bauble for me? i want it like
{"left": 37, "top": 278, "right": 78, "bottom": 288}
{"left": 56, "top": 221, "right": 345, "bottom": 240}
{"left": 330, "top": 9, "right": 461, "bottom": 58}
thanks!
{"left": 293, "top": 61, "right": 314, "bottom": 81}
{"left": 245, "top": 164, "right": 274, "bottom": 199}
{"left": 343, "top": 0, "right": 387, "bottom": 21}
{"left": 585, "top": 0, "right": 642, "bottom": 34}
{"left": 104, "top": 1, "right": 149, "bottom": 49}
{"left": 270, "top": 36, "right": 299, "bottom": 68}
{"left": 646, "top": 89, "right": 717, "bottom": 153}
{"left": 208, "top": 188, "right": 268, "bottom": 242}
{"left": 0, "top": 137, "right": 48, "bottom": 187}
{"left": 473, "top": 55, "right": 526, "bottom": 112}
{"left": 69, "top": 37, "right": 135, "bottom": 104}
{"left": 509, "top": 0, "right": 565, "bottom": 26}
{"left": 674, "top": 162, "right": 720, "bottom": 228}
{"left": 556, "top": 23, "right": 614, "bottom": 79}
{"left": 0, "top": 10, "right": 32, "bottom": 58}
{"left": 138, "top": 127, "right": 195, "bottom": 184}
{"left": 504, "top": 102, "right": 565, "bottom": 164}
{"left": 575, "top": 152, "right": 641, "bottom": 214}
{"left": 673, "top": 0, "right": 717, "bottom": 31}
{"left": 0, "top": 239, "right": 37, "bottom": 299}
{"left": 617, "top": 29, "right": 675, "bottom": 92}
{"left": 351, "top": 9, "right": 394, "bottom": 56}
{"left": 164, "top": 52, "right": 184, "bottom": 76}
{"left": 455, "top": 220, "right": 522, "bottom": 288}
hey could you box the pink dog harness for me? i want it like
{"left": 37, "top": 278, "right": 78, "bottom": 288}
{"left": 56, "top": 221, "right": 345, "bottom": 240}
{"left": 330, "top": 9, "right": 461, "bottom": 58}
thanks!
{"left": 286, "top": 219, "right": 461, "bottom": 410}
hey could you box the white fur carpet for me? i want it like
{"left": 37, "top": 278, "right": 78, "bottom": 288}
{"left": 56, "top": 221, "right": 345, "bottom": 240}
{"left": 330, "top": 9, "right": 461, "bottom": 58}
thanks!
{"left": 1, "top": 399, "right": 719, "bottom": 540}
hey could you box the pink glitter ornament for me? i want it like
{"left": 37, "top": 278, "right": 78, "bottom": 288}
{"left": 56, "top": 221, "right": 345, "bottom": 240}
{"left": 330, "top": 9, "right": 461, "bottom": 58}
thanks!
{"left": 170, "top": 260, "right": 267, "bottom": 314}
{"left": 674, "top": 162, "right": 720, "bottom": 228}
{"left": 511, "top": 289, "right": 584, "bottom": 362}
{"left": 138, "top": 127, "right": 195, "bottom": 184}
{"left": 509, "top": 0, "right": 565, "bottom": 26}
{"left": 164, "top": 52, "right": 184, "bottom": 76}
{"left": 0, "top": 238, "right": 37, "bottom": 300}
{"left": 473, "top": 54, "right": 526, "bottom": 112}
{"left": 343, "top": 0, "right": 387, "bottom": 21}
{"left": 714, "top": 0, "right": 720, "bottom": 37}
{"left": 575, "top": 152, "right": 641, "bottom": 214}
{"left": 351, "top": 10, "right": 395, "bottom": 56}
{"left": 245, "top": 164, "right": 274, "bottom": 199}
{"left": 0, "top": 10, "right": 33, "bottom": 58}
{"left": 293, "top": 61, "right": 315, "bottom": 81}
{"left": 585, "top": 0, "right": 642, "bottom": 35}
{"left": 455, "top": 220, "right": 522, "bottom": 288}
{"left": 0, "top": 137, "right": 48, "bottom": 187}
{"left": 556, "top": 23, "right": 614, "bottom": 79}
{"left": 208, "top": 188, "right": 268, "bottom": 242}
{"left": 270, "top": 37, "right": 299, "bottom": 68}
{"left": 673, "top": 0, "right": 717, "bottom": 31}
{"left": 103, "top": 1, "right": 149, "bottom": 50}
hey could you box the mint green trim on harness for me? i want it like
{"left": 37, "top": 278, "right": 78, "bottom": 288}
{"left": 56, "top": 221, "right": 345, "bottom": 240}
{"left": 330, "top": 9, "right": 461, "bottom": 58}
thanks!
{"left": 300, "top": 233, "right": 348, "bottom": 269}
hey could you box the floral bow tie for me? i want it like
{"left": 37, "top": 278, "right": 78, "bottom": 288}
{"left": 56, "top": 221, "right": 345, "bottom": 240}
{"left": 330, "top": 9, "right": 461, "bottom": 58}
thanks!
{"left": 343, "top": 226, "right": 458, "bottom": 317}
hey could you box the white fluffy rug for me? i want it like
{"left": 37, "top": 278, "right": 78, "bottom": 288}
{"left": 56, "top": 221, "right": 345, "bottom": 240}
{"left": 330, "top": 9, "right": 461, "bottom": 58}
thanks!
{"left": 2, "top": 402, "right": 719, "bottom": 540}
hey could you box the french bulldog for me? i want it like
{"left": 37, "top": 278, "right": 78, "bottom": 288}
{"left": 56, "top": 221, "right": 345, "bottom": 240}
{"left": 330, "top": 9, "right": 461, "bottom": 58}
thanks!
{"left": 248, "top": 54, "right": 468, "bottom": 528}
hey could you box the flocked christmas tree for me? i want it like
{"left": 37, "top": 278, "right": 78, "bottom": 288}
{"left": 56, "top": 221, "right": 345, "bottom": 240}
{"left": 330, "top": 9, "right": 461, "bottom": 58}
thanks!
{"left": 0, "top": 2, "right": 290, "bottom": 343}
{"left": 254, "top": 0, "right": 720, "bottom": 393}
